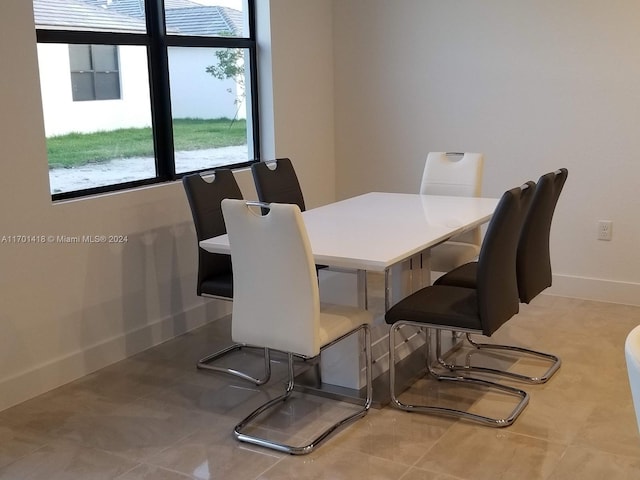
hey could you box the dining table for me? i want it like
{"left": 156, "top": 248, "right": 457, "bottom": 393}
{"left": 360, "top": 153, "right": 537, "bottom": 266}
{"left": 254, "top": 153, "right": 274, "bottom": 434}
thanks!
{"left": 200, "top": 192, "right": 499, "bottom": 404}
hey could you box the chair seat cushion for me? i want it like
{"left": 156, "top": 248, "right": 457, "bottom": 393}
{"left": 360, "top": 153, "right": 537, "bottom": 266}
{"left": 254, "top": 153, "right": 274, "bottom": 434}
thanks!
{"left": 319, "top": 303, "right": 373, "bottom": 347}
{"left": 385, "top": 285, "right": 482, "bottom": 332}
{"left": 200, "top": 272, "right": 234, "bottom": 298}
{"left": 433, "top": 261, "right": 478, "bottom": 289}
{"left": 429, "top": 241, "right": 481, "bottom": 273}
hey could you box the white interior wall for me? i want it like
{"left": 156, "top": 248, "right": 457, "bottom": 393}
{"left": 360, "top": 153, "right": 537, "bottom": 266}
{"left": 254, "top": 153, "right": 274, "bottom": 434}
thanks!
{"left": 257, "top": 0, "right": 336, "bottom": 208}
{"left": 333, "top": 0, "right": 640, "bottom": 305}
{"left": 0, "top": 0, "right": 334, "bottom": 411}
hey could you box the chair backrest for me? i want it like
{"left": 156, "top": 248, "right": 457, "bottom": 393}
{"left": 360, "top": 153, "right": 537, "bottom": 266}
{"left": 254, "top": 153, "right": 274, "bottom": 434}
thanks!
{"left": 516, "top": 168, "right": 568, "bottom": 303}
{"left": 476, "top": 182, "right": 535, "bottom": 336}
{"left": 222, "top": 199, "right": 322, "bottom": 358}
{"left": 420, "top": 152, "right": 484, "bottom": 245}
{"left": 420, "top": 152, "right": 484, "bottom": 197}
{"left": 251, "top": 158, "right": 306, "bottom": 211}
{"left": 182, "top": 169, "right": 243, "bottom": 297}
{"left": 626, "top": 325, "right": 640, "bottom": 434}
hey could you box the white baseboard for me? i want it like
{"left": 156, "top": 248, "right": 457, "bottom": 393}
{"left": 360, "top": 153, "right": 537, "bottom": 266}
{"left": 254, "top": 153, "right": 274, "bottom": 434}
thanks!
{"left": 547, "top": 273, "right": 640, "bottom": 306}
{"left": 0, "top": 300, "right": 232, "bottom": 412}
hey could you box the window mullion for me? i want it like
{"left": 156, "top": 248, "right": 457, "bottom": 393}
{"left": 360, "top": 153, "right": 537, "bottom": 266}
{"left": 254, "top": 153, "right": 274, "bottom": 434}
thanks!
{"left": 89, "top": 45, "right": 96, "bottom": 101}
{"left": 146, "top": 0, "right": 174, "bottom": 179}
{"left": 248, "top": 0, "right": 260, "bottom": 161}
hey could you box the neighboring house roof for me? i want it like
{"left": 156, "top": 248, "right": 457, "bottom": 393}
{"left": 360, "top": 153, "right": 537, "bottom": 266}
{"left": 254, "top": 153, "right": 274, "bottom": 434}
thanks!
{"left": 81, "top": 0, "right": 202, "bottom": 18}
{"left": 82, "top": 0, "right": 147, "bottom": 18}
{"left": 165, "top": 6, "right": 242, "bottom": 36}
{"left": 33, "top": 0, "right": 147, "bottom": 33}
{"left": 33, "top": 0, "right": 242, "bottom": 36}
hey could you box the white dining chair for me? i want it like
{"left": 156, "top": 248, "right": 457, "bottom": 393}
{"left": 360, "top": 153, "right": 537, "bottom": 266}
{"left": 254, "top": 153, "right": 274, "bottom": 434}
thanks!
{"left": 625, "top": 325, "right": 640, "bottom": 434}
{"left": 222, "top": 199, "right": 373, "bottom": 455}
{"left": 420, "top": 152, "right": 484, "bottom": 273}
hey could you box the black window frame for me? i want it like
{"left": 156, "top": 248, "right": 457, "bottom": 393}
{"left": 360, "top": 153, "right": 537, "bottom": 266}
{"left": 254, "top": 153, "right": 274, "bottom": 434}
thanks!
{"left": 35, "top": 0, "right": 260, "bottom": 201}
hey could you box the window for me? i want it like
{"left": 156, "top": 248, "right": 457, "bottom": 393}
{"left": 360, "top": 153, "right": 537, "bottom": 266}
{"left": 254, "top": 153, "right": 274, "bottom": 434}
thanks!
{"left": 33, "top": 0, "right": 259, "bottom": 200}
{"left": 69, "top": 44, "right": 121, "bottom": 101}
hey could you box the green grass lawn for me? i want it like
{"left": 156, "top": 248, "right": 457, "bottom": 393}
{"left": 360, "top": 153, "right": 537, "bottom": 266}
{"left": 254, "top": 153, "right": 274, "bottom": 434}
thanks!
{"left": 46, "top": 118, "right": 247, "bottom": 168}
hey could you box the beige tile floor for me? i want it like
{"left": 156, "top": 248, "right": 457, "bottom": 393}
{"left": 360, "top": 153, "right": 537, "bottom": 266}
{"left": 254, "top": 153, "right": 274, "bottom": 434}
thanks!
{"left": 1, "top": 293, "right": 640, "bottom": 479}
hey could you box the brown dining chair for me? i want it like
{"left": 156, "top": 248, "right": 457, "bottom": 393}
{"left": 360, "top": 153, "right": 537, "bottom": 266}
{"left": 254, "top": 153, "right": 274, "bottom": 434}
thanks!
{"left": 251, "top": 157, "right": 327, "bottom": 271}
{"left": 386, "top": 183, "right": 534, "bottom": 427}
{"left": 251, "top": 158, "right": 306, "bottom": 210}
{"left": 182, "top": 169, "right": 271, "bottom": 385}
{"left": 433, "top": 169, "right": 568, "bottom": 384}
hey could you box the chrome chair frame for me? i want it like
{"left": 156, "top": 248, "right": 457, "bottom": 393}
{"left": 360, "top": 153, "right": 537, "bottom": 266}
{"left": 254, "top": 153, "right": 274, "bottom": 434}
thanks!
{"left": 234, "top": 323, "right": 372, "bottom": 455}
{"left": 198, "top": 281, "right": 310, "bottom": 385}
{"left": 435, "top": 331, "right": 561, "bottom": 384}
{"left": 196, "top": 295, "right": 271, "bottom": 385}
{"left": 389, "top": 323, "right": 529, "bottom": 427}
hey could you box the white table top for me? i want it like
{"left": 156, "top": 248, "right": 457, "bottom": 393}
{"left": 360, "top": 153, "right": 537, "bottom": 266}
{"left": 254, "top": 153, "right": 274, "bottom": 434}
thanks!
{"left": 199, "top": 192, "right": 499, "bottom": 272}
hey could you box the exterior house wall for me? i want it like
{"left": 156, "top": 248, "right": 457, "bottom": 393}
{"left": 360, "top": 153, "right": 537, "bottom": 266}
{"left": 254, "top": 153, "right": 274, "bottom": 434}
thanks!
{"left": 168, "top": 47, "right": 244, "bottom": 121}
{"left": 37, "top": 44, "right": 152, "bottom": 136}
{"left": 37, "top": 44, "right": 240, "bottom": 137}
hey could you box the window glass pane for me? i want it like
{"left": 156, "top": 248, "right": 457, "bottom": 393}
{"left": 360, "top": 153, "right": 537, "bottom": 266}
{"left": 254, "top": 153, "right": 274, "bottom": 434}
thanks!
{"left": 33, "top": 0, "right": 147, "bottom": 34}
{"left": 168, "top": 46, "right": 251, "bottom": 174}
{"left": 68, "top": 44, "right": 91, "bottom": 71}
{"left": 71, "top": 72, "right": 95, "bottom": 101}
{"left": 92, "top": 44, "right": 118, "bottom": 71}
{"left": 37, "top": 43, "right": 155, "bottom": 195}
{"left": 165, "top": 0, "right": 248, "bottom": 38}
{"left": 95, "top": 72, "right": 121, "bottom": 100}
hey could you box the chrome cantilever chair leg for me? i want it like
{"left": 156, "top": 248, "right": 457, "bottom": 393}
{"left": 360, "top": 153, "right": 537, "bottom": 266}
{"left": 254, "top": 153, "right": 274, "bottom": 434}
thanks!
{"left": 234, "top": 325, "right": 372, "bottom": 455}
{"left": 436, "top": 331, "right": 561, "bottom": 384}
{"left": 197, "top": 345, "right": 272, "bottom": 385}
{"left": 196, "top": 295, "right": 272, "bottom": 386}
{"left": 389, "top": 324, "right": 529, "bottom": 428}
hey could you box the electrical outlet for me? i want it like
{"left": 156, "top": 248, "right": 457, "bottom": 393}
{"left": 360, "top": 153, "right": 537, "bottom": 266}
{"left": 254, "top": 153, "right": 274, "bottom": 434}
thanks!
{"left": 597, "top": 220, "right": 613, "bottom": 241}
